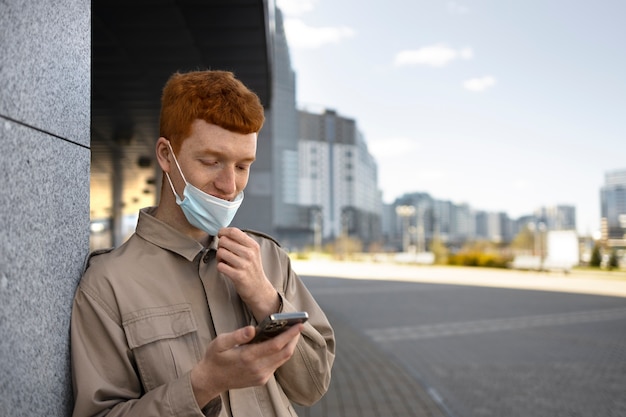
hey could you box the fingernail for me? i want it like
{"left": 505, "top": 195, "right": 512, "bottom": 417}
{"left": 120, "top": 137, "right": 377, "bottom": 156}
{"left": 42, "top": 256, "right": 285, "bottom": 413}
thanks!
{"left": 244, "top": 326, "right": 254, "bottom": 338}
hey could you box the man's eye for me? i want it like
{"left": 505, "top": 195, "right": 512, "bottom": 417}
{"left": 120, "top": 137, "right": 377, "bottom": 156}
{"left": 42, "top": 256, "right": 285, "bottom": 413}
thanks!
{"left": 200, "top": 159, "right": 218, "bottom": 166}
{"left": 237, "top": 165, "right": 250, "bottom": 171}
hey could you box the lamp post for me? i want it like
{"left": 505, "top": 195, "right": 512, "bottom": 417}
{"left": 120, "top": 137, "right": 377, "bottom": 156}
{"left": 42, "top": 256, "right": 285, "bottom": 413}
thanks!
{"left": 416, "top": 203, "right": 425, "bottom": 253}
{"left": 538, "top": 222, "right": 546, "bottom": 266}
{"left": 311, "top": 206, "right": 322, "bottom": 252}
{"left": 528, "top": 222, "right": 536, "bottom": 256}
{"left": 528, "top": 221, "right": 546, "bottom": 268}
{"left": 396, "top": 205, "right": 416, "bottom": 253}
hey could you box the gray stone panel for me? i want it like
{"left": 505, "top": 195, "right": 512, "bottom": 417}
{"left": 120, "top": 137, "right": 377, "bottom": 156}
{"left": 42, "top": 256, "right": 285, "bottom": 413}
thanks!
{"left": 0, "top": 0, "right": 90, "bottom": 147}
{"left": 0, "top": 123, "right": 89, "bottom": 412}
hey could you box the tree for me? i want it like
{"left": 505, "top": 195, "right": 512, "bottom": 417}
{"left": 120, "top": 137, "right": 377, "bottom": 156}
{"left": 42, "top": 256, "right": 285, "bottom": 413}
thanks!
{"left": 510, "top": 226, "right": 535, "bottom": 254}
{"left": 589, "top": 244, "right": 602, "bottom": 267}
{"left": 608, "top": 250, "right": 619, "bottom": 270}
{"left": 328, "top": 234, "right": 363, "bottom": 260}
{"left": 429, "top": 236, "right": 449, "bottom": 265}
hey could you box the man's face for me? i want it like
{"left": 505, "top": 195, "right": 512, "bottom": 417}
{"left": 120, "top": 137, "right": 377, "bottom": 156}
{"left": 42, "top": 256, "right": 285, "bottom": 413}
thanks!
{"left": 171, "top": 119, "right": 257, "bottom": 201}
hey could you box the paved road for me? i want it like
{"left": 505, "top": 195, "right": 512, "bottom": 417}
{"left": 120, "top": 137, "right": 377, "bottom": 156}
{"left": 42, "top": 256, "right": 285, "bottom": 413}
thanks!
{"left": 293, "top": 261, "right": 626, "bottom": 417}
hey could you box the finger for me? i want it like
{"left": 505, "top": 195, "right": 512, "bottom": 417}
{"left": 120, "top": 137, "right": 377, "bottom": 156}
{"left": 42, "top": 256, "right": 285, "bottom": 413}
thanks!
{"left": 216, "top": 247, "right": 239, "bottom": 268}
{"left": 219, "top": 228, "right": 258, "bottom": 251}
{"left": 216, "top": 235, "right": 245, "bottom": 259}
{"left": 251, "top": 325, "right": 303, "bottom": 369}
{"left": 216, "top": 260, "right": 240, "bottom": 282}
{"left": 217, "top": 241, "right": 256, "bottom": 270}
{"left": 214, "top": 326, "right": 256, "bottom": 351}
{"left": 260, "top": 323, "right": 304, "bottom": 350}
{"left": 218, "top": 227, "right": 246, "bottom": 243}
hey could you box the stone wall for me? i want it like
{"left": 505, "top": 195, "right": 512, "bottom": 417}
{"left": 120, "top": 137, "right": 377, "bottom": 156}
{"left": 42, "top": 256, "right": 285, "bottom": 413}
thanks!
{"left": 0, "top": 0, "right": 90, "bottom": 415}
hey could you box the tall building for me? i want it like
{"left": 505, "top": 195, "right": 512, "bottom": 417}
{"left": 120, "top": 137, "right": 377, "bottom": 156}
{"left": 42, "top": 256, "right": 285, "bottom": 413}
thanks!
{"left": 235, "top": 5, "right": 385, "bottom": 250}
{"left": 600, "top": 168, "right": 626, "bottom": 245}
{"left": 474, "top": 210, "right": 489, "bottom": 241}
{"left": 298, "top": 109, "right": 382, "bottom": 247}
{"left": 451, "top": 202, "right": 474, "bottom": 244}
{"left": 434, "top": 199, "right": 453, "bottom": 243}
{"left": 232, "top": 7, "right": 309, "bottom": 247}
{"left": 534, "top": 205, "right": 577, "bottom": 231}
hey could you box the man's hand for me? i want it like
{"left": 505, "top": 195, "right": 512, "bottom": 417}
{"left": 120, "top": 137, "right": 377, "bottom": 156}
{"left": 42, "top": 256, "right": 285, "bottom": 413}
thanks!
{"left": 190, "top": 323, "right": 303, "bottom": 409}
{"left": 216, "top": 227, "right": 281, "bottom": 320}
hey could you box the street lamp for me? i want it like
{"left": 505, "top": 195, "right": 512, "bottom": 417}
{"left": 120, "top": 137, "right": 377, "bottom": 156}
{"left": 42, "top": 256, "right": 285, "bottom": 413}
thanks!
{"left": 538, "top": 222, "right": 546, "bottom": 263}
{"left": 310, "top": 206, "right": 323, "bottom": 252}
{"left": 528, "top": 222, "right": 536, "bottom": 255}
{"left": 396, "top": 205, "right": 416, "bottom": 253}
{"left": 416, "top": 204, "right": 425, "bottom": 253}
{"left": 528, "top": 221, "right": 546, "bottom": 267}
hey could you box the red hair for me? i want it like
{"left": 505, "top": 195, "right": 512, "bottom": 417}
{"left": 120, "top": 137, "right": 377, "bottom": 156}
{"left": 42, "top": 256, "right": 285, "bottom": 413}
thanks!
{"left": 159, "top": 70, "right": 265, "bottom": 151}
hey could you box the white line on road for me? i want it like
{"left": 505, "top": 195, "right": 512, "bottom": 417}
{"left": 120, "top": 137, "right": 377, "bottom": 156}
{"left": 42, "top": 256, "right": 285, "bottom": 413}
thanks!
{"left": 365, "top": 307, "right": 626, "bottom": 342}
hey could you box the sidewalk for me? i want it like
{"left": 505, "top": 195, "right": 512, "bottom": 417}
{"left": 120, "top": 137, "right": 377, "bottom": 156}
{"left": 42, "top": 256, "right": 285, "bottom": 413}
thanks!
{"left": 291, "top": 259, "right": 626, "bottom": 298}
{"left": 294, "top": 309, "right": 448, "bottom": 417}
{"left": 291, "top": 259, "right": 626, "bottom": 417}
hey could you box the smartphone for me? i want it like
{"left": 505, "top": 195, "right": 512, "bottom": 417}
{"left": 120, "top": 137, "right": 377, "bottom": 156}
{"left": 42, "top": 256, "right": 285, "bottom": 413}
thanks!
{"left": 249, "top": 312, "right": 309, "bottom": 343}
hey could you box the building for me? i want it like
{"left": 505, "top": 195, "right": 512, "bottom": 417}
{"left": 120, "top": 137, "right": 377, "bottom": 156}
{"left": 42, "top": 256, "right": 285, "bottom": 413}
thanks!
{"left": 232, "top": 7, "right": 311, "bottom": 248}
{"left": 387, "top": 193, "right": 522, "bottom": 250}
{"left": 534, "top": 205, "right": 577, "bottom": 231}
{"left": 450, "top": 202, "right": 474, "bottom": 245}
{"left": 298, "top": 109, "right": 382, "bottom": 248}
{"left": 388, "top": 192, "right": 434, "bottom": 251}
{"left": 601, "top": 168, "right": 626, "bottom": 246}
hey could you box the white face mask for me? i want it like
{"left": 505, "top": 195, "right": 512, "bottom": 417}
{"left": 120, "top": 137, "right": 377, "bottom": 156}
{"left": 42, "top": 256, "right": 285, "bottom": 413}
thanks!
{"left": 165, "top": 142, "right": 243, "bottom": 236}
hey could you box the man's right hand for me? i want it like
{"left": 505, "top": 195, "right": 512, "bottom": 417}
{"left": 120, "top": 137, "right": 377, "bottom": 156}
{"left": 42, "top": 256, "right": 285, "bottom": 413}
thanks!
{"left": 190, "top": 322, "right": 304, "bottom": 409}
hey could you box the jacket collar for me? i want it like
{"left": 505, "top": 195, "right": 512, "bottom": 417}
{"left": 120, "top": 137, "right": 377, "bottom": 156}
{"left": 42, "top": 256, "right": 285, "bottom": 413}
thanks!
{"left": 135, "top": 206, "right": 215, "bottom": 261}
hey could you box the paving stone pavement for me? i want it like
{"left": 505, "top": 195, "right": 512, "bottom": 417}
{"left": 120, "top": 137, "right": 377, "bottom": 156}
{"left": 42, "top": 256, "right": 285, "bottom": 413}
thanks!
{"left": 293, "top": 311, "right": 448, "bottom": 417}
{"left": 289, "top": 261, "right": 626, "bottom": 417}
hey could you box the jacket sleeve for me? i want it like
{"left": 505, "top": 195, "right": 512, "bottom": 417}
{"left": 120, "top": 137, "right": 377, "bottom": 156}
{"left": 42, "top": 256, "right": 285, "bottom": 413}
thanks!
{"left": 261, "top": 244, "right": 336, "bottom": 407}
{"left": 71, "top": 282, "right": 218, "bottom": 417}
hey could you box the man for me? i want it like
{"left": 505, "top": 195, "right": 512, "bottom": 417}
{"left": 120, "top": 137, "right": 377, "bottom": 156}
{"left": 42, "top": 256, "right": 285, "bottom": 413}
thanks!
{"left": 71, "top": 70, "right": 335, "bottom": 416}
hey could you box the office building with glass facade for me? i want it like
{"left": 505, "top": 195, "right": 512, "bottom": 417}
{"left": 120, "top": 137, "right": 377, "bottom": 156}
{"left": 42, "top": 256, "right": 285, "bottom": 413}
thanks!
{"left": 601, "top": 169, "right": 626, "bottom": 245}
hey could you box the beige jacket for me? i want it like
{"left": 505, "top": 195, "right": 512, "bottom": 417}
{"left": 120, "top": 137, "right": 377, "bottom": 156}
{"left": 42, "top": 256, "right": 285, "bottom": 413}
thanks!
{"left": 71, "top": 207, "right": 335, "bottom": 417}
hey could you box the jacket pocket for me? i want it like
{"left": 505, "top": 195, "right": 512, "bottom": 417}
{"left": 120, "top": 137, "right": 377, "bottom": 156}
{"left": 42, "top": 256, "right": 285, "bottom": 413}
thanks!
{"left": 123, "top": 303, "right": 202, "bottom": 391}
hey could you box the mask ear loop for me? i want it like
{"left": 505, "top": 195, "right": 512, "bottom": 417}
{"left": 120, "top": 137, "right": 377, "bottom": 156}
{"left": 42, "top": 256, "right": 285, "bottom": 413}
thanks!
{"left": 166, "top": 141, "right": 188, "bottom": 183}
{"left": 165, "top": 141, "right": 187, "bottom": 200}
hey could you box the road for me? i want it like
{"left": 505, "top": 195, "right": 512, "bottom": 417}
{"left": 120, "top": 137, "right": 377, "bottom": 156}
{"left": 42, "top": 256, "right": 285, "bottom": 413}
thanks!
{"left": 292, "top": 261, "right": 626, "bottom": 417}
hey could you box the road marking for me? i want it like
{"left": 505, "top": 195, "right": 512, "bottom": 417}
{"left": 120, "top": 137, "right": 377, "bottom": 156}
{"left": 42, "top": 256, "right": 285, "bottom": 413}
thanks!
{"left": 366, "top": 307, "right": 626, "bottom": 342}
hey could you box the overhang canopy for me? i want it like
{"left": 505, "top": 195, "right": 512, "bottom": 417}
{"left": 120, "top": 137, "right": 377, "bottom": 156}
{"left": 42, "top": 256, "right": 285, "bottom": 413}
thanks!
{"left": 91, "top": 0, "right": 273, "bottom": 220}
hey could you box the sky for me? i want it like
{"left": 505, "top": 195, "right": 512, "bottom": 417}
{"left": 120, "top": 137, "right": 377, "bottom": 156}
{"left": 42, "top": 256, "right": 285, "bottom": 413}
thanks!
{"left": 275, "top": 0, "right": 626, "bottom": 236}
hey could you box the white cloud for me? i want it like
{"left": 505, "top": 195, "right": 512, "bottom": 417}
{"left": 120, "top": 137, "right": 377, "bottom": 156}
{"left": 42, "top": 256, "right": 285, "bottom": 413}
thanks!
{"left": 276, "top": 0, "right": 318, "bottom": 16}
{"left": 394, "top": 44, "right": 473, "bottom": 67}
{"left": 463, "top": 76, "right": 497, "bottom": 92}
{"left": 447, "top": 1, "right": 470, "bottom": 14}
{"left": 283, "top": 19, "right": 355, "bottom": 49}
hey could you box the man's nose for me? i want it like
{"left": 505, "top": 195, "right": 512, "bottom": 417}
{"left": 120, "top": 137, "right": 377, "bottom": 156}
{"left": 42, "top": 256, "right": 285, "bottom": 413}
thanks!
{"left": 214, "top": 166, "right": 237, "bottom": 196}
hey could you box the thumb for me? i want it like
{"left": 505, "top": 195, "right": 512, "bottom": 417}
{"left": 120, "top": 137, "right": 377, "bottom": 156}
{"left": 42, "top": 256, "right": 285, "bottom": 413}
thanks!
{"left": 226, "top": 325, "right": 256, "bottom": 348}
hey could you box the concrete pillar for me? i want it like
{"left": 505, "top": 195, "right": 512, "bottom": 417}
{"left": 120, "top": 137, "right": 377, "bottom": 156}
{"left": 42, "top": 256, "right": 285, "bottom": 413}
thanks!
{"left": 0, "top": 0, "right": 90, "bottom": 415}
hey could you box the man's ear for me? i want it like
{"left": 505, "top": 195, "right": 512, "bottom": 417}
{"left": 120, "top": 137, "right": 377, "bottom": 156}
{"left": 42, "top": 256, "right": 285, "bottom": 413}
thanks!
{"left": 155, "top": 137, "right": 172, "bottom": 173}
